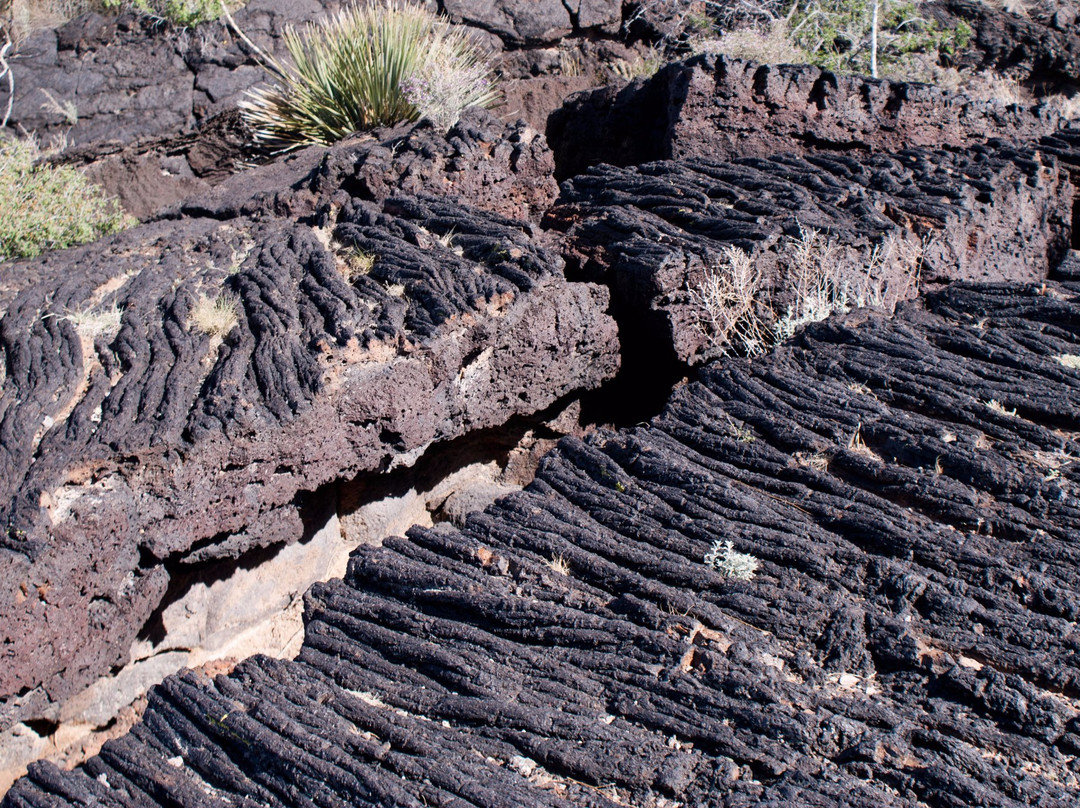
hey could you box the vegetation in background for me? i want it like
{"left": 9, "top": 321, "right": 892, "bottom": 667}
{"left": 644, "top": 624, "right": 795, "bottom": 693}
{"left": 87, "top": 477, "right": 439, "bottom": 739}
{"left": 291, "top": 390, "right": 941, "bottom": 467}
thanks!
{"left": 2, "top": 0, "right": 238, "bottom": 41}
{"left": 687, "top": 0, "right": 970, "bottom": 79}
{"left": 0, "top": 136, "right": 130, "bottom": 260}
{"left": 102, "top": 0, "right": 239, "bottom": 27}
{"left": 680, "top": 0, "right": 1080, "bottom": 111}
{"left": 238, "top": 3, "right": 499, "bottom": 152}
{"left": 786, "top": 0, "right": 971, "bottom": 77}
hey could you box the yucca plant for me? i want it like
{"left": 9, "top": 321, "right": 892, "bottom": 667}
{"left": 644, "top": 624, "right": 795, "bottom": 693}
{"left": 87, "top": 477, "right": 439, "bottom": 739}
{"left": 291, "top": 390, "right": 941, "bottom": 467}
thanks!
{"left": 238, "top": 2, "right": 498, "bottom": 152}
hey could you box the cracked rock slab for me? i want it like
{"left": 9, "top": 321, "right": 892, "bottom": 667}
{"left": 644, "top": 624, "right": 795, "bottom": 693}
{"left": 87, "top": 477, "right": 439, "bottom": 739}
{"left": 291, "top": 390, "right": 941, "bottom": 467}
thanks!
{"left": 547, "top": 54, "right": 1064, "bottom": 181}
{"left": 8, "top": 281, "right": 1080, "bottom": 806}
{"left": 0, "top": 189, "right": 618, "bottom": 733}
{"left": 550, "top": 142, "right": 1072, "bottom": 365}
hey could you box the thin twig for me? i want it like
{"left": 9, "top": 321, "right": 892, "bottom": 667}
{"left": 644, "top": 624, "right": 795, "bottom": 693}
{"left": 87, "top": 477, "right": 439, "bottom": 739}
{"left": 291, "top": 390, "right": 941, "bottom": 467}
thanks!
{"left": 220, "top": 0, "right": 288, "bottom": 80}
{"left": 0, "top": 38, "right": 13, "bottom": 129}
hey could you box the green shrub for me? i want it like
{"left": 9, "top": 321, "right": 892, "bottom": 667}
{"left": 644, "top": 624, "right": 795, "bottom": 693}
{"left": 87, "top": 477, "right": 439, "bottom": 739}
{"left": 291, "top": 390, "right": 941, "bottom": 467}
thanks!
{"left": 239, "top": 2, "right": 498, "bottom": 151}
{"left": 787, "top": 0, "right": 971, "bottom": 77}
{"left": 0, "top": 137, "right": 131, "bottom": 260}
{"left": 101, "top": 0, "right": 236, "bottom": 27}
{"left": 681, "top": 0, "right": 970, "bottom": 79}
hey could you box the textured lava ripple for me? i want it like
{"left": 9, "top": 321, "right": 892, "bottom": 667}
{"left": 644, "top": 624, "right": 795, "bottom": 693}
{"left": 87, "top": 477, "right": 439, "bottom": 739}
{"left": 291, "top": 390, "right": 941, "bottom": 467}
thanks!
{"left": 8, "top": 282, "right": 1080, "bottom": 806}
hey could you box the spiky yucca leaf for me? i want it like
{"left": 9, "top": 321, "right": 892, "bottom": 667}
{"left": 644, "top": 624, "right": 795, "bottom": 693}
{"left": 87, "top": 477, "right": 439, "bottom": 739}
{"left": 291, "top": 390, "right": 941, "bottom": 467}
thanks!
{"left": 240, "top": 3, "right": 498, "bottom": 151}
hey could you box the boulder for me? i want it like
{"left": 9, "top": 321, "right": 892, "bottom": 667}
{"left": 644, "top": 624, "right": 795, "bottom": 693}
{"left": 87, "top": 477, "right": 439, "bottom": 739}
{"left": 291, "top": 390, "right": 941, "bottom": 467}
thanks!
{"left": 5, "top": 1, "right": 345, "bottom": 147}
{"left": 927, "top": 0, "right": 1080, "bottom": 90}
{"left": 441, "top": 0, "right": 622, "bottom": 45}
{"left": 547, "top": 55, "right": 1063, "bottom": 180}
{"left": 0, "top": 155, "right": 618, "bottom": 734}
{"left": 49, "top": 109, "right": 254, "bottom": 221}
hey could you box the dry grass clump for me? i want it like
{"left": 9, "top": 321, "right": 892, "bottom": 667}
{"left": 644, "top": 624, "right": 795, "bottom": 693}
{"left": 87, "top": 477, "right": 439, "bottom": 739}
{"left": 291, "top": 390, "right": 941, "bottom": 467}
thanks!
{"left": 0, "top": 136, "right": 130, "bottom": 260}
{"left": 793, "top": 450, "right": 831, "bottom": 471}
{"left": 239, "top": 2, "right": 498, "bottom": 151}
{"left": 339, "top": 249, "right": 376, "bottom": 283}
{"left": 190, "top": 292, "right": 239, "bottom": 338}
{"left": 1043, "top": 92, "right": 1080, "bottom": 119}
{"left": 544, "top": 555, "right": 570, "bottom": 576}
{"left": 691, "top": 21, "right": 807, "bottom": 64}
{"left": 847, "top": 424, "right": 881, "bottom": 461}
{"left": 65, "top": 302, "right": 123, "bottom": 340}
{"left": 691, "top": 225, "right": 922, "bottom": 357}
{"left": 980, "top": 0, "right": 1032, "bottom": 16}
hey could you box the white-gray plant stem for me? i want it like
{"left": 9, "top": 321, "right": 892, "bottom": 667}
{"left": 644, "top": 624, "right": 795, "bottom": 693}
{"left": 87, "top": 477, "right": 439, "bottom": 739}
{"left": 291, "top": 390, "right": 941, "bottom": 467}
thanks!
{"left": 871, "top": 0, "right": 879, "bottom": 78}
{"left": 0, "top": 39, "right": 12, "bottom": 129}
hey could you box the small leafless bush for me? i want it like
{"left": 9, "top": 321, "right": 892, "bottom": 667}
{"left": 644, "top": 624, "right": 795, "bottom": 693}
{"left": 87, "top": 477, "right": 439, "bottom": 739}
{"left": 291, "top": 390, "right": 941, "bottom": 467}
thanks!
{"left": 688, "top": 245, "right": 772, "bottom": 356}
{"left": 691, "top": 226, "right": 923, "bottom": 356}
{"left": 774, "top": 226, "right": 922, "bottom": 342}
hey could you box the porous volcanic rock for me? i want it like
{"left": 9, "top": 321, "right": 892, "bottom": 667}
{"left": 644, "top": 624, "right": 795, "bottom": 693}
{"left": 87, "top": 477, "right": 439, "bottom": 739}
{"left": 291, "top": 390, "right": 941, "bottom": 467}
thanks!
{"left": 8, "top": 281, "right": 1080, "bottom": 806}
{"left": 331, "top": 111, "right": 560, "bottom": 225}
{"left": 440, "top": 0, "right": 623, "bottom": 45}
{"left": 549, "top": 143, "right": 1073, "bottom": 365}
{"left": 1036, "top": 125, "right": 1080, "bottom": 202}
{"left": 49, "top": 104, "right": 557, "bottom": 225}
{"left": 547, "top": 55, "right": 1063, "bottom": 180}
{"left": 173, "top": 109, "right": 558, "bottom": 225}
{"left": 927, "top": 0, "right": 1080, "bottom": 91}
{"left": 5, "top": 1, "right": 355, "bottom": 147}
{"left": 48, "top": 109, "right": 255, "bottom": 221}
{"left": 0, "top": 172, "right": 618, "bottom": 734}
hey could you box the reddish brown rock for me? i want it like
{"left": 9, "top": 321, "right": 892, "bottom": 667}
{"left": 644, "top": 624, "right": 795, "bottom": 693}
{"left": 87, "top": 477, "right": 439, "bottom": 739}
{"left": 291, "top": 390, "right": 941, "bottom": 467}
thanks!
{"left": 0, "top": 183, "right": 618, "bottom": 734}
{"left": 547, "top": 55, "right": 1062, "bottom": 180}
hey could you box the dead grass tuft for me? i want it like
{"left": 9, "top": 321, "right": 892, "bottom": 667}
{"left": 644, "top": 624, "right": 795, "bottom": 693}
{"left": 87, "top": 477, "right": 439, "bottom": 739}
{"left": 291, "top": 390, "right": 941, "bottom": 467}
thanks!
{"left": 793, "top": 451, "right": 830, "bottom": 472}
{"left": 846, "top": 425, "right": 881, "bottom": 462}
{"left": 64, "top": 303, "right": 123, "bottom": 341}
{"left": 190, "top": 292, "right": 239, "bottom": 339}
{"left": 544, "top": 555, "right": 570, "bottom": 576}
{"left": 691, "top": 21, "right": 806, "bottom": 65}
